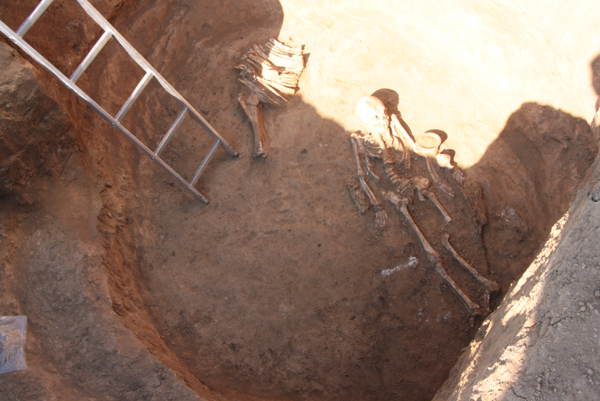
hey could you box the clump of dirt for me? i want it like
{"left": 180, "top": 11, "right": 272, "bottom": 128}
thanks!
{"left": 0, "top": 1, "right": 599, "bottom": 401}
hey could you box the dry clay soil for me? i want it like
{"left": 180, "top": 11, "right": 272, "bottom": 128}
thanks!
{"left": 1, "top": 1, "right": 600, "bottom": 400}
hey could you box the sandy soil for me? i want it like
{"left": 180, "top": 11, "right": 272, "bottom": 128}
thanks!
{"left": 1, "top": 0, "right": 599, "bottom": 400}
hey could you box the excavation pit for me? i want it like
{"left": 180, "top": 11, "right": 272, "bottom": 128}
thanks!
{"left": 1, "top": 1, "right": 600, "bottom": 400}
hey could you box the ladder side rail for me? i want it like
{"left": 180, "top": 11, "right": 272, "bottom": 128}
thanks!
{"left": 16, "top": 0, "right": 55, "bottom": 37}
{"left": 0, "top": 20, "right": 209, "bottom": 203}
{"left": 75, "top": 0, "right": 239, "bottom": 157}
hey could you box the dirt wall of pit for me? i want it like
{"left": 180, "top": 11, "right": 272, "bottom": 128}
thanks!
{"left": 434, "top": 152, "right": 600, "bottom": 400}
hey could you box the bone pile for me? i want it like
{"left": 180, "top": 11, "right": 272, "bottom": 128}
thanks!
{"left": 349, "top": 95, "right": 499, "bottom": 319}
{"left": 237, "top": 39, "right": 306, "bottom": 158}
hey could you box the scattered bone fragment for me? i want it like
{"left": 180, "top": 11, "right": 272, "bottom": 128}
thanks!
{"left": 384, "top": 193, "right": 481, "bottom": 316}
{"left": 441, "top": 234, "right": 499, "bottom": 313}
{"left": 238, "top": 94, "right": 268, "bottom": 158}
{"left": 413, "top": 176, "right": 452, "bottom": 224}
{"left": 237, "top": 38, "right": 306, "bottom": 157}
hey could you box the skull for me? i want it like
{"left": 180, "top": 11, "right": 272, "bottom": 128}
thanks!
{"left": 355, "top": 96, "right": 390, "bottom": 134}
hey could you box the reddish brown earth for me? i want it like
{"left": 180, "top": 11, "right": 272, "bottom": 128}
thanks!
{"left": 0, "top": 1, "right": 599, "bottom": 400}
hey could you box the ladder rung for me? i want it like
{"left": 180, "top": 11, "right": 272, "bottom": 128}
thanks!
{"left": 115, "top": 70, "right": 153, "bottom": 121}
{"left": 155, "top": 107, "right": 187, "bottom": 155}
{"left": 191, "top": 140, "right": 221, "bottom": 185}
{"left": 70, "top": 30, "right": 112, "bottom": 83}
{"left": 16, "top": 0, "right": 55, "bottom": 37}
{"left": 75, "top": 0, "right": 239, "bottom": 158}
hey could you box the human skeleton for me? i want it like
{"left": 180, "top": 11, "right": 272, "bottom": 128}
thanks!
{"left": 349, "top": 96, "right": 499, "bottom": 317}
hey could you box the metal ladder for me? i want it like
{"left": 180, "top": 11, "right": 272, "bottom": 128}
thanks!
{"left": 0, "top": 0, "right": 239, "bottom": 204}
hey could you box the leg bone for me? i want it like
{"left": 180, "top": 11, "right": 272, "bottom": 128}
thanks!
{"left": 423, "top": 189, "right": 452, "bottom": 224}
{"left": 441, "top": 234, "right": 499, "bottom": 313}
{"left": 385, "top": 194, "right": 480, "bottom": 316}
{"left": 413, "top": 176, "right": 452, "bottom": 224}
{"left": 238, "top": 93, "right": 268, "bottom": 158}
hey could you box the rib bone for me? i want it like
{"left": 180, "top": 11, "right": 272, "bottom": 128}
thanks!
{"left": 238, "top": 94, "right": 268, "bottom": 158}
{"left": 413, "top": 176, "right": 452, "bottom": 224}
{"left": 441, "top": 234, "right": 499, "bottom": 313}
{"left": 385, "top": 193, "right": 480, "bottom": 316}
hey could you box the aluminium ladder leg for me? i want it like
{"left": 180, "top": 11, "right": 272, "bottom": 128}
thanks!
{"left": 0, "top": 0, "right": 239, "bottom": 204}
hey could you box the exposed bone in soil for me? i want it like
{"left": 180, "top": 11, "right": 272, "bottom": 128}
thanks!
{"left": 1, "top": 1, "right": 599, "bottom": 400}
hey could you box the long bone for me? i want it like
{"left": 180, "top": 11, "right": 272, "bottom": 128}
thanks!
{"left": 441, "top": 234, "right": 499, "bottom": 313}
{"left": 391, "top": 113, "right": 416, "bottom": 152}
{"left": 238, "top": 94, "right": 268, "bottom": 158}
{"left": 351, "top": 136, "right": 388, "bottom": 229}
{"left": 426, "top": 158, "right": 455, "bottom": 198}
{"left": 412, "top": 176, "right": 452, "bottom": 224}
{"left": 237, "top": 39, "right": 306, "bottom": 158}
{"left": 385, "top": 192, "right": 480, "bottom": 316}
{"left": 389, "top": 114, "right": 414, "bottom": 170}
{"left": 354, "top": 133, "right": 381, "bottom": 183}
